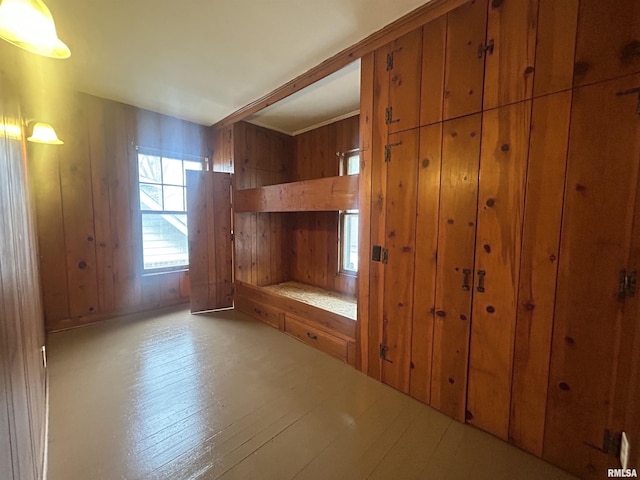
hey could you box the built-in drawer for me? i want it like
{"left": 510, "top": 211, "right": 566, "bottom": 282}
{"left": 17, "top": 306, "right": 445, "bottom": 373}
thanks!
{"left": 284, "top": 314, "right": 348, "bottom": 362}
{"left": 236, "top": 297, "right": 284, "bottom": 329}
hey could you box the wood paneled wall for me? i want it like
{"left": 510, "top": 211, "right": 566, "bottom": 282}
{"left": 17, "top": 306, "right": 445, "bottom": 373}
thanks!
{"left": 289, "top": 116, "right": 359, "bottom": 296}
{"left": 232, "top": 122, "right": 293, "bottom": 286}
{"left": 31, "top": 92, "right": 210, "bottom": 331}
{"left": 0, "top": 74, "right": 46, "bottom": 480}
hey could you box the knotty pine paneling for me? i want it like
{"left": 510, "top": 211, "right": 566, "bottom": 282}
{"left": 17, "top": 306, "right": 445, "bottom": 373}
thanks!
{"left": 31, "top": 92, "right": 210, "bottom": 331}
{"left": 232, "top": 122, "right": 293, "bottom": 287}
{"left": 0, "top": 74, "right": 46, "bottom": 480}
{"left": 289, "top": 116, "right": 359, "bottom": 296}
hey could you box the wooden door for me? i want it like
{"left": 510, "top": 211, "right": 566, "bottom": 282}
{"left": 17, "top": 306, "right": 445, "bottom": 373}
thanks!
{"left": 544, "top": 74, "right": 640, "bottom": 479}
{"left": 380, "top": 129, "right": 420, "bottom": 393}
{"left": 409, "top": 123, "right": 442, "bottom": 404}
{"left": 186, "top": 171, "right": 234, "bottom": 313}
{"left": 466, "top": 100, "right": 531, "bottom": 439}
{"left": 483, "top": 0, "right": 539, "bottom": 110}
{"left": 443, "top": 0, "right": 488, "bottom": 121}
{"left": 387, "top": 29, "right": 423, "bottom": 134}
{"left": 573, "top": 0, "right": 640, "bottom": 87}
{"left": 430, "top": 113, "right": 482, "bottom": 422}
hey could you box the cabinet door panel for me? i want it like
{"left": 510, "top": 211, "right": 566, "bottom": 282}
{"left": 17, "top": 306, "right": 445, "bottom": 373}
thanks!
{"left": 544, "top": 74, "right": 640, "bottom": 479}
{"left": 381, "top": 129, "right": 420, "bottom": 393}
{"left": 367, "top": 45, "right": 393, "bottom": 380}
{"left": 420, "top": 16, "right": 447, "bottom": 127}
{"left": 509, "top": 91, "right": 571, "bottom": 456}
{"left": 467, "top": 101, "right": 531, "bottom": 439}
{"left": 483, "top": 0, "right": 539, "bottom": 110}
{"left": 443, "top": 0, "right": 488, "bottom": 120}
{"left": 410, "top": 123, "right": 443, "bottom": 404}
{"left": 573, "top": 0, "right": 640, "bottom": 87}
{"left": 388, "top": 29, "right": 423, "bottom": 134}
{"left": 430, "top": 114, "right": 482, "bottom": 421}
{"left": 533, "top": 0, "right": 579, "bottom": 97}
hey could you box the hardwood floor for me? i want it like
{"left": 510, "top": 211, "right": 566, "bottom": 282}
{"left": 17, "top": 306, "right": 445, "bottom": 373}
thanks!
{"left": 47, "top": 307, "right": 576, "bottom": 480}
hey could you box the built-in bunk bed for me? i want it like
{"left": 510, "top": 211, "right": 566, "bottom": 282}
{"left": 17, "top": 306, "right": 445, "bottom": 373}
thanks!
{"left": 230, "top": 115, "right": 360, "bottom": 366}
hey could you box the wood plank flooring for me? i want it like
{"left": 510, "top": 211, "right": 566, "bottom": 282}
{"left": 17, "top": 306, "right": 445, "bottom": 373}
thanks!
{"left": 46, "top": 307, "right": 576, "bottom": 480}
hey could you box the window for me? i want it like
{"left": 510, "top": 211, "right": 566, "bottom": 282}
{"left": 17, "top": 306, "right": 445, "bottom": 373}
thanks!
{"left": 339, "top": 151, "right": 359, "bottom": 274}
{"left": 137, "top": 148, "right": 203, "bottom": 272}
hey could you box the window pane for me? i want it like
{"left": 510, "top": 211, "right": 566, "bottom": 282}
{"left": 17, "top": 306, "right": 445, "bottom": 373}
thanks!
{"left": 163, "top": 157, "right": 184, "bottom": 186}
{"left": 138, "top": 154, "right": 162, "bottom": 183}
{"left": 141, "top": 213, "right": 188, "bottom": 270}
{"left": 347, "top": 154, "right": 360, "bottom": 175}
{"left": 163, "top": 185, "right": 184, "bottom": 211}
{"left": 139, "top": 183, "right": 162, "bottom": 211}
{"left": 183, "top": 160, "right": 202, "bottom": 184}
{"left": 342, "top": 213, "right": 359, "bottom": 272}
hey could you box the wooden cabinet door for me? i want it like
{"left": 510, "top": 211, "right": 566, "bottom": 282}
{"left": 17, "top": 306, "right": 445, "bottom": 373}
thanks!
{"left": 467, "top": 100, "right": 531, "bottom": 439}
{"left": 573, "top": 0, "right": 640, "bottom": 87}
{"left": 544, "top": 74, "right": 640, "bottom": 479}
{"left": 380, "top": 129, "right": 420, "bottom": 393}
{"left": 483, "top": 0, "right": 539, "bottom": 110}
{"left": 509, "top": 91, "right": 572, "bottom": 456}
{"left": 429, "top": 114, "right": 482, "bottom": 422}
{"left": 443, "top": 0, "right": 488, "bottom": 121}
{"left": 186, "top": 171, "right": 234, "bottom": 313}
{"left": 387, "top": 29, "right": 423, "bottom": 134}
{"left": 409, "top": 123, "right": 443, "bottom": 404}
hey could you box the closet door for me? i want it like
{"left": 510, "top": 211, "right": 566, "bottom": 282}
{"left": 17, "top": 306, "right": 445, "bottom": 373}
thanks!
{"left": 483, "top": 0, "right": 539, "bottom": 110}
{"left": 544, "top": 74, "right": 640, "bottom": 479}
{"left": 466, "top": 100, "right": 531, "bottom": 439}
{"left": 379, "top": 129, "right": 420, "bottom": 393}
{"left": 429, "top": 113, "right": 482, "bottom": 421}
{"left": 387, "top": 29, "right": 423, "bottom": 134}
{"left": 186, "top": 171, "right": 234, "bottom": 313}
{"left": 442, "top": 0, "right": 488, "bottom": 121}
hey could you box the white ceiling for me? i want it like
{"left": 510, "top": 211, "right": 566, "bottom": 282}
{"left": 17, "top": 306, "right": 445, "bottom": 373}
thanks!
{"left": 24, "top": 0, "right": 432, "bottom": 128}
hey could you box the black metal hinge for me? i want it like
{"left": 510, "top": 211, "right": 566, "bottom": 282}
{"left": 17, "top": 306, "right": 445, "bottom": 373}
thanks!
{"left": 616, "top": 87, "right": 640, "bottom": 115}
{"left": 384, "top": 141, "right": 402, "bottom": 163}
{"left": 379, "top": 344, "right": 393, "bottom": 363}
{"left": 618, "top": 269, "right": 637, "bottom": 299}
{"left": 386, "top": 52, "right": 394, "bottom": 71}
{"left": 385, "top": 107, "right": 400, "bottom": 125}
{"left": 478, "top": 39, "right": 495, "bottom": 58}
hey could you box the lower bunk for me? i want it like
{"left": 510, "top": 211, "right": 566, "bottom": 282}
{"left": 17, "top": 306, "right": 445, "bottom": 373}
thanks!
{"left": 234, "top": 281, "right": 357, "bottom": 367}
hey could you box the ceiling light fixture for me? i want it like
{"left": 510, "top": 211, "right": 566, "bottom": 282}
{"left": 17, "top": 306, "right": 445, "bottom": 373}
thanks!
{"left": 0, "top": 0, "right": 70, "bottom": 59}
{"left": 27, "top": 121, "right": 63, "bottom": 144}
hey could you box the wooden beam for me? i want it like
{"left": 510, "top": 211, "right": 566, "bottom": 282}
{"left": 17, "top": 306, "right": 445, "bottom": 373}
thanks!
{"left": 234, "top": 175, "right": 358, "bottom": 213}
{"left": 213, "top": 0, "right": 468, "bottom": 128}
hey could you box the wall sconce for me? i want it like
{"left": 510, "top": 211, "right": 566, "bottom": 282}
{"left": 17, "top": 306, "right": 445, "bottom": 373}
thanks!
{"left": 0, "top": 0, "right": 70, "bottom": 59}
{"left": 27, "top": 121, "right": 63, "bottom": 144}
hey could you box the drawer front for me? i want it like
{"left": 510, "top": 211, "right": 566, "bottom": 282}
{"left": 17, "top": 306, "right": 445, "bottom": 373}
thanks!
{"left": 284, "top": 314, "right": 348, "bottom": 362}
{"left": 237, "top": 298, "right": 283, "bottom": 329}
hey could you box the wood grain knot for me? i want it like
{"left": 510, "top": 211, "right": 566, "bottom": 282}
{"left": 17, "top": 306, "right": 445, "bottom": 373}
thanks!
{"left": 486, "top": 305, "right": 495, "bottom": 313}
{"left": 78, "top": 261, "right": 87, "bottom": 269}
{"left": 448, "top": 377, "right": 455, "bottom": 384}
{"left": 87, "top": 236, "right": 94, "bottom": 242}
{"left": 447, "top": 218, "right": 454, "bottom": 224}
{"left": 549, "top": 254, "right": 557, "bottom": 262}
{"left": 491, "top": 0, "right": 503, "bottom": 8}
{"left": 565, "top": 336, "right": 575, "bottom": 345}
{"left": 621, "top": 40, "right": 640, "bottom": 64}
{"left": 524, "top": 66, "right": 534, "bottom": 75}
{"left": 501, "top": 144, "right": 510, "bottom": 152}
{"left": 523, "top": 302, "right": 535, "bottom": 311}
{"left": 483, "top": 244, "right": 491, "bottom": 253}
{"left": 435, "top": 310, "right": 446, "bottom": 317}
{"left": 575, "top": 184, "right": 586, "bottom": 192}
{"left": 573, "top": 61, "right": 590, "bottom": 77}
{"left": 486, "top": 198, "right": 495, "bottom": 207}
{"left": 421, "top": 158, "right": 430, "bottom": 168}
{"left": 459, "top": 314, "right": 467, "bottom": 321}
{"left": 559, "top": 382, "right": 570, "bottom": 391}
